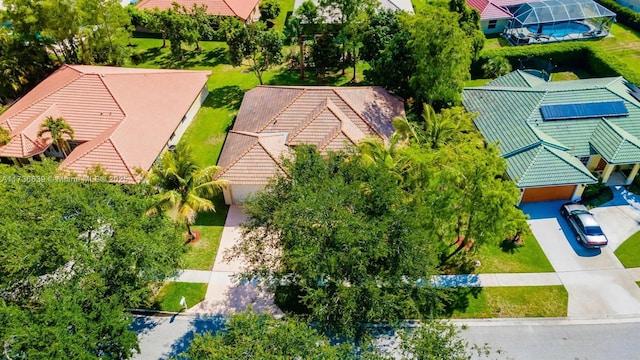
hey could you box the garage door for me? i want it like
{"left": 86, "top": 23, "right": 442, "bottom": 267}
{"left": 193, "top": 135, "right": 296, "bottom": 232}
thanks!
{"left": 521, "top": 185, "right": 576, "bottom": 203}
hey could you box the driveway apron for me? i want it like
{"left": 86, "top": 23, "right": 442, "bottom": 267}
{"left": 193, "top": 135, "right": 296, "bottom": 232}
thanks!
{"left": 523, "top": 200, "right": 640, "bottom": 316}
{"left": 187, "top": 205, "right": 282, "bottom": 316}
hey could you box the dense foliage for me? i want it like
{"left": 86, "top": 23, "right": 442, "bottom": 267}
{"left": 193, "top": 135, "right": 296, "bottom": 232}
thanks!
{"left": 178, "top": 313, "right": 500, "bottom": 360}
{"left": 178, "top": 313, "right": 359, "bottom": 359}
{"left": 222, "top": 19, "right": 283, "bottom": 85}
{"left": 362, "top": 6, "right": 473, "bottom": 109}
{"left": 0, "top": 160, "right": 184, "bottom": 359}
{"left": 231, "top": 107, "right": 527, "bottom": 338}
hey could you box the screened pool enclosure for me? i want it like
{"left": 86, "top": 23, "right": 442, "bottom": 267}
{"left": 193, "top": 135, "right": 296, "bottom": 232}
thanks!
{"left": 504, "top": 0, "right": 616, "bottom": 45}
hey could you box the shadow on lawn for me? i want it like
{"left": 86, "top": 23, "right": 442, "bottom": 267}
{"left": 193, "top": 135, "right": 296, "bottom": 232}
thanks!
{"left": 268, "top": 68, "right": 367, "bottom": 87}
{"left": 194, "top": 195, "right": 228, "bottom": 227}
{"left": 204, "top": 85, "right": 244, "bottom": 111}
{"left": 131, "top": 46, "right": 228, "bottom": 69}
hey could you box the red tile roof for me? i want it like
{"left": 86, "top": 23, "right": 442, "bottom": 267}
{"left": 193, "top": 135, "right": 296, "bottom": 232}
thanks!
{"left": 467, "top": 0, "right": 513, "bottom": 20}
{"left": 0, "top": 65, "right": 210, "bottom": 183}
{"left": 216, "top": 86, "right": 405, "bottom": 184}
{"left": 136, "top": 0, "right": 260, "bottom": 20}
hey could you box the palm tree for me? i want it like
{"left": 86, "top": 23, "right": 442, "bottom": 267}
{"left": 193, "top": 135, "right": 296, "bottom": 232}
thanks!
{"left": 0, "top": 126, "right": 11, "bottom": 146}
{"left": 37, "top": 116, "right": 74, "bottom": 158}
{"left": 146, "top": 144, "right": 228, "bottom": 241}
{"left": 482, "top": 56, "right": 512, "bottom": 79}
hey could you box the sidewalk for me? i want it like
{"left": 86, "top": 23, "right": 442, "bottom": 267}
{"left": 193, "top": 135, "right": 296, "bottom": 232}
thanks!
{"left": 170, "top": 199, "right": 640, "bottom": 316}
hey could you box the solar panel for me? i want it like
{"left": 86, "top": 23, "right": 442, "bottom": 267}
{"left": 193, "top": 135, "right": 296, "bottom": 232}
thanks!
{"left": 625, "top": 81, "right": 640, "bottom": 103}
{"left": 540, "top": 101, "right": 628, "bottom": 121}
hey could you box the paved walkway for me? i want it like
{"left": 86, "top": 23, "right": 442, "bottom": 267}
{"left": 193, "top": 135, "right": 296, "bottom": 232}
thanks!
{"left": 182, "top": 206, "right": 282, "bottom": 316}
{"left": 172, "top": 189, "right": 640, "bottom": 317}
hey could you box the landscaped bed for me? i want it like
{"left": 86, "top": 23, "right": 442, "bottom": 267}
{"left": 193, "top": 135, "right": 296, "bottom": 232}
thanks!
{"left": 614, "top": 230, "right": 640, "bottom": 268}
{"left": 452, "top": 286, "right": 568, "bottom": 318}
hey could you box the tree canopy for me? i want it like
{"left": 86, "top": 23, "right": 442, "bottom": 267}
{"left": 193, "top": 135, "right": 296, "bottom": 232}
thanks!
{"left": 405, "top": 6, "right": 472, "bottom": 108}
{"left": 0, "top": 160, "right": 185, "bottom": 358}
{"left": 177, "top": 313, "right": 502, "bottom": 360}
{"left": 146, "top": 143, "right": 227, "bottom": 240}
{"left": 231, "top": 106, "right": 528, "bottom": 338}
{"left": 222, "top": 19, "right": 283, "bottom": 85}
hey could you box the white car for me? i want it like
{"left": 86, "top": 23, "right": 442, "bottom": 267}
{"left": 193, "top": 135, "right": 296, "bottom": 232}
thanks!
{"left": 560, "top": 203, "right": 608, "bottom": 248}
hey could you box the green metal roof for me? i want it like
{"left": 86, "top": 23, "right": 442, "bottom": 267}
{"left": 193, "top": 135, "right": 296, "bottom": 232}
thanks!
{"left": 486, "top": 70, "right": 547, "bottom": 88}
{"left": 590, "top": 119, "right": 640, "bottom": 164}
{"left": 462, "top": 73, "right": 640, "bottom": 188}
{"left": 506, "top": 144, "right": 597, "bottom": 187}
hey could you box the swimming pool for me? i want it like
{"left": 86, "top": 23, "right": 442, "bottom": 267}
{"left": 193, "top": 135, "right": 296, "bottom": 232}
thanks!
{"left": 526, "top": 22, "right": 591, "bottom": 37}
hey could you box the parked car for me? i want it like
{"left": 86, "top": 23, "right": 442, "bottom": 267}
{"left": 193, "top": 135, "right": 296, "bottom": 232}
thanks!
{"left": 560, "top": 203, "right": 608, "bottom": 248}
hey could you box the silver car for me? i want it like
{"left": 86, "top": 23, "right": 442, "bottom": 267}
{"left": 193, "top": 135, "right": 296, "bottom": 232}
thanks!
{"left": 560, "top": 203, "right": 608, "bottom": 248}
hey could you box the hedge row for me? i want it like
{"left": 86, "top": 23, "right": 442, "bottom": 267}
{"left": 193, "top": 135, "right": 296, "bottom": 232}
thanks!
{"left": 475, "top": 40, "right": 640, "bottom": 85}
{"left": 594, "top": 0, "right": 640, "bottom": 33}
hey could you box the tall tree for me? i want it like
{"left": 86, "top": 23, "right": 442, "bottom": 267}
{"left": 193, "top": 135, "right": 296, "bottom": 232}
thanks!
{"left": 37, "top": 116, "right": 74, "bottom": 157}
{"left": 362, "top": 11, "right": 415, "bottom": 100}
{"left": 146, "top": 144, "right": 227, "bottom": 241}
{"left": 259, "top": 0, "right": 281, "bottom": 23}
{"left": 0, "top": 160, "right": 184, "bottom": 358}
{"left": 449, "top": 0, "right": 485, "bottom": 61}
{"left": 404, "top": 6, "right": 472, "bottom": 109}
{"left": 187, "top": 4, "right": 215, "bottom": 51}
{"left": 311, "top": 30, "right": 341, "bottom": 76}
{"left": 77, "top": 0, "right": 132, "bottom": 65}
{"left": 230, "top": 146, "right": 442, "bottom": 340}
{"left": 318, "top": 0, "right": 377, "bottom": 79}
{"left": 178, "top": 312, "right": 362, "bottom": 360}
{"left": 223, "top": 19, "right": 283, "bottom": 85}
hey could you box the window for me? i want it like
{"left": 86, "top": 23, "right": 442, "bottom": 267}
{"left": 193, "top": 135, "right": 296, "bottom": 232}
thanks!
{"left": 579, "top": 156, "right": 590, "bottom": 166}
{"left": 488, "top": 20, "right": 498, "bottom": 29}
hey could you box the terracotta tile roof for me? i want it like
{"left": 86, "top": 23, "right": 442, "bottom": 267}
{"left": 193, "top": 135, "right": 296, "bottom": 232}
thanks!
{"left": 136, "top": 0, "right": 260, "bottom": 20}
{"left": 467, "top": 0, "right": 513, "bottom": 20}
{"left": 0, "top": 65, "right": 210, "bottom": 183}
{"left": 217, "top": 86, "right": 405, "bottom": 184}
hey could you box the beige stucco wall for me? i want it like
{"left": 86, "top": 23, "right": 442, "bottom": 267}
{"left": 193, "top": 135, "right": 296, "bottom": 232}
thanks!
{"left": 166, "top": 85, "right": 208, "bottom": 149}
{"left": 223, "top": 184, "right": 264, "bottom": 205}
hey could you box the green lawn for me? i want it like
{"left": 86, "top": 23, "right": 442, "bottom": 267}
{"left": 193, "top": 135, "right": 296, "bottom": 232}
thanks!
{"left": 452, "top": 286, "right": 568, "bottom": 318}
{"left": 128, "top": 31, "right": 374, "bottom": 271}
{"left": 599, "top": 23, "right": 640, "bottom": 75}
{"left": 180, "top": 195, "right": 228, "bottom": 270}
{"left": 464, "top": 78, "right": 492, "bottom": 87}
{"left": 153, "top": 282, "right": 207, "bottom": 312}
{"left": 273, "top": 0, "right": 295, "bottom": 32}
{"left": 474, "top": 234, "right": 554, "bottom": 273}
{"left": 615, "top": 230, "right": 640, "bottom": 268}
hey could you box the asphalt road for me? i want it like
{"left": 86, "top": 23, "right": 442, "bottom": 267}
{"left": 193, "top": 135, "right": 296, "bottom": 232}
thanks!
{"left": 456, "top": 318, "right": 640, "bottom": 360}
{"left": 133, "top": 315, "right": 640, "bottom": 360}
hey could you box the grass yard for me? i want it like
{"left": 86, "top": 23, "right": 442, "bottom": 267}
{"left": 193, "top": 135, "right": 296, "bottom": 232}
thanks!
{"left": 599, "top": 23, "right": 640, "bottom": 76}
{"left": 452, "top": 286, "right": 568, "bottom": 318}
{"left": 464, "top": 78, "right": 492, "bottom": 87}
{"left": 153, "top": 282, "right": 207, "bottom": 312}
{"left": 614, "top": 231, "right": 640, "bottom": 268}
{"left": 180, "top": 195, "right": 228, "bottom": 270}
{"left": 474, "top": 234, "right": 554, "bottom": 273}
{"left": 273, "top": 0, "right": 295, "bottom": 32}
{"left": 128, "top": 30, "right": 375, "bottom": 271}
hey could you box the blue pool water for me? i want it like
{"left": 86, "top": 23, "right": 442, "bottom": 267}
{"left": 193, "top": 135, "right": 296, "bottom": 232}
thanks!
{"left": 526, "top": 22, "right": 591, "bottom": 37}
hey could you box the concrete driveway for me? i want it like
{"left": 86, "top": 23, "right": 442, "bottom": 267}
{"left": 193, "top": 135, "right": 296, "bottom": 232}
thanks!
{"left": 589, "top": 186, "right": 640, "bottom": 250}
{"left": 522, "top": 200, "right": 640, "bottom": 316}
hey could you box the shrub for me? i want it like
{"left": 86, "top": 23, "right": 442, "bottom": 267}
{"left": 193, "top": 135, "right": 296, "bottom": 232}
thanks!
{"left": 473, "top": 41, "right": 640, "bottom": 85}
